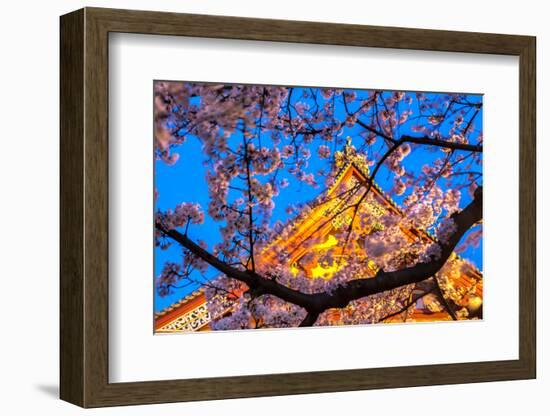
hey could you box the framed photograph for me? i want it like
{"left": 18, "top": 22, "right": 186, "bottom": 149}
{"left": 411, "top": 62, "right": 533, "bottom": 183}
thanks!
{"left": 60, "top": 7, "right": 536, "bottom": 408}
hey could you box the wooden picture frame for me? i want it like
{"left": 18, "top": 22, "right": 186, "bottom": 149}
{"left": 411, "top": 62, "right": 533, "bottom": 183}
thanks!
{"left": 60, "top": 7, "right": 536, "bottom": 408}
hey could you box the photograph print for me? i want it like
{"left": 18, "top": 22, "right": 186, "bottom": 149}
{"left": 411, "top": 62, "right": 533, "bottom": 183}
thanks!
{"left": 153, "top": 81, "right": 483, "bottom": 333}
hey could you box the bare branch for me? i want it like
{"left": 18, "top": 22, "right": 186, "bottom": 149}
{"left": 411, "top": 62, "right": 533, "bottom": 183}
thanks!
{"left": 299, "top": 311, "right": 320, "bottom": 327}
{"left": 400, "top": 135, "right": 482, "bottom": 153}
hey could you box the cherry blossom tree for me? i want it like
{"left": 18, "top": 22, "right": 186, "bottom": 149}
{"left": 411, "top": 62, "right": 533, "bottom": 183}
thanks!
{"left": 154, "top": 81, "right": 483, "bottom": 329}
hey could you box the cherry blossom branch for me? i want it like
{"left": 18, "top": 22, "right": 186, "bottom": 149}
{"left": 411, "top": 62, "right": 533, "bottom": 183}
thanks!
{"left": 317, "top": 186, "right": 483, "bottom": 311}
{"left": 155, "top": 187, "right": 482, "bottom": 326}
{"left": 243, "top": 135, "right": 256, "bottom": 272}
{"left": 433, "top": 274, "right": 458, "bottom": 320}
{"left": 342, "top": 93, "right": 482, "bottom": 153}
{"left": 379, "top": 284, "right": 437, "bottom": 322}
{"left": 155, "top": 222, "right": 320, "bottom": 310}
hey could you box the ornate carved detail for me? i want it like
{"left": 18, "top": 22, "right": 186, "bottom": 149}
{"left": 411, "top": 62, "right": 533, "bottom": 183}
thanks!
{"left": 334, "top": 137, "right": 371, "bottom": 178}
{"left": 157, "top": 303, "right": 211, "bottom": 333}
{"left": 364, "top": 201, "right": 385, "bottom": 218}
{"left": 331, "top": 213, "right": 352, "bottom": 229}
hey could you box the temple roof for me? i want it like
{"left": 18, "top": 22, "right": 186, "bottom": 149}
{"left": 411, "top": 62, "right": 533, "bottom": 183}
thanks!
{"left": 259, "top": 142, "right": 404, "bottom": 258}
{"left": 155, "top": 288, "right": 205, "bottom": 320}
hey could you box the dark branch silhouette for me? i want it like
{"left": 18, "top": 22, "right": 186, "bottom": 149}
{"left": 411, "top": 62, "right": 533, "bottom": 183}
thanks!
{"left": 156, "top": 187, "right": 482, "bottom": 326}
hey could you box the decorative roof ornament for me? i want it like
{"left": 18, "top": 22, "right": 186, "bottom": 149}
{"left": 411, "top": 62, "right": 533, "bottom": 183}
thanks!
{"left": 334, "top": 136, "right": 370, "bottom": 178}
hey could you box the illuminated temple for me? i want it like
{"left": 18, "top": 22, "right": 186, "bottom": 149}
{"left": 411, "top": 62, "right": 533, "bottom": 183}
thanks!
{"left": 155, "top": 143, "right": 483, "bottom": 333}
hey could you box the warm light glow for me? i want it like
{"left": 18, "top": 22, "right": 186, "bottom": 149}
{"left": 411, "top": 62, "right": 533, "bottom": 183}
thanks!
{"left": 290, "top": 262, "right": 300, "bottom": 276}
{"left": 313, "top": 234, "right": 338, "bottom": 250}
{"left": 310, "top": 259, "right": 346, "bottom": 279}
{"left": 468, "top": 295, "right": 482, "bottom": 309}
